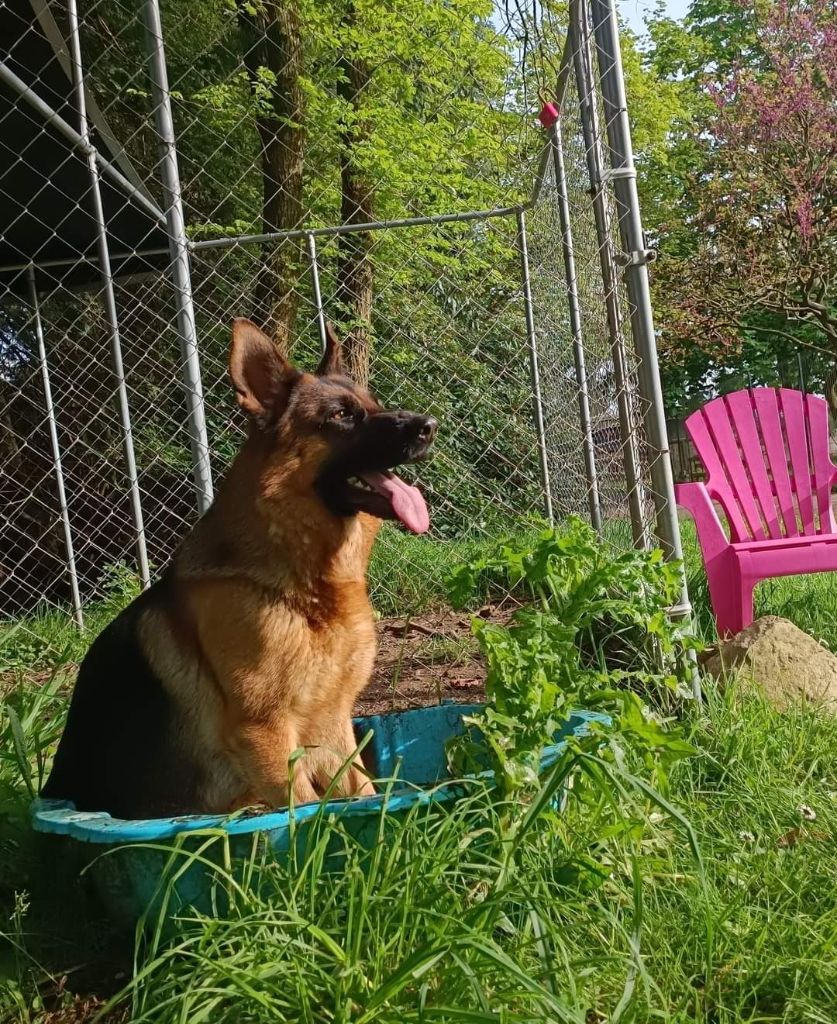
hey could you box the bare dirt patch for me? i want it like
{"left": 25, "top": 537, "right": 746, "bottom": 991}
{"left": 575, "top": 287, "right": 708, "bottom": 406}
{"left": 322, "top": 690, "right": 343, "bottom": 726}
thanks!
{"left": 357, "top": 603, "right": 515, "bottom": 715}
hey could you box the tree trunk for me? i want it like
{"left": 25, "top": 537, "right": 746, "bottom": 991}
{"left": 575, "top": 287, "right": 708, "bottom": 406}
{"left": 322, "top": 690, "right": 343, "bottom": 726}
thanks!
{"left": 239, "top": 1, "right": 305, "bottom": 356}
{"left": 334, "top": 6, "right": 374, "bottom": 387}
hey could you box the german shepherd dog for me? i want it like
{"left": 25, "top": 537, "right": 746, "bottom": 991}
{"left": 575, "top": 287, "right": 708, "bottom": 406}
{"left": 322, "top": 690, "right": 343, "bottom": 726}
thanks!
{"left": 41, "top": 319, "right": 437, "bottom": 819}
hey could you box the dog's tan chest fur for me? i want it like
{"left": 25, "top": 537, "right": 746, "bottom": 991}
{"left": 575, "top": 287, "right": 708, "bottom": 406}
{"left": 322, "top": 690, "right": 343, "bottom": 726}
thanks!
{"left": 139, "top": 515, "right": 379, "bottom": 811}
{"left": 193, "top": 578, "right": 376, "bottom": 716}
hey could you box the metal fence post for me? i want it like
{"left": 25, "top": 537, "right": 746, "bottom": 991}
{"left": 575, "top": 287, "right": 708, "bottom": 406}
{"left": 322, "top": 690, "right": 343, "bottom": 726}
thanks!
{"left": 66, "top": 0, "right": 150, "bottom": 588}
{"left": 517, "top": 209, "right": 554, "bottom": 524}
{"left": 570, "top": 2, "right": 647, "bottom": 548}
{"left": 588, "top": 0, "right": 700, "bottom": 700}
{"left": 27, "top": 267, "right": 84, "bottom": 630}
{"left": 549, "top": 118, "right": 603, "bottom": 534}
{"left": 142, "top": 0, "right": 214, "bottom": 516}
{"left": 306, "top": 233, "right": 328, "bottom": 353}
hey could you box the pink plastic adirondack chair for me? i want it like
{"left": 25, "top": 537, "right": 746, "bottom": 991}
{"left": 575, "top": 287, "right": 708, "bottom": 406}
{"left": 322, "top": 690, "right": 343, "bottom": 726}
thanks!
{"left": 676, "top": 387, "right": 837, "bottom": 637}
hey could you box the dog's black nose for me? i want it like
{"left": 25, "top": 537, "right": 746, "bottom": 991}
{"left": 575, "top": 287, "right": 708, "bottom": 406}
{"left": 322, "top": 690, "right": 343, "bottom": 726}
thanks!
{"left": 416, "top": 416, "right": 438, "bottom": 444}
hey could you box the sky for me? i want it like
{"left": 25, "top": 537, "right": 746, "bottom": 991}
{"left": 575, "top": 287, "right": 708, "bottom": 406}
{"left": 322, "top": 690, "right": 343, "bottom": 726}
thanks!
{"left": 617, "top": 0, "right": 691, "bottom": 35}
{"left": 491, "top": 1, "right": 692, "bottom": 47}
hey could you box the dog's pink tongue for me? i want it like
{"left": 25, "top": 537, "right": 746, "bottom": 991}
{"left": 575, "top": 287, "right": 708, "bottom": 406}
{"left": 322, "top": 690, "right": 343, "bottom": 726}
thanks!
{"left": 360, "top": 471, "right": 430, "bottom": 534}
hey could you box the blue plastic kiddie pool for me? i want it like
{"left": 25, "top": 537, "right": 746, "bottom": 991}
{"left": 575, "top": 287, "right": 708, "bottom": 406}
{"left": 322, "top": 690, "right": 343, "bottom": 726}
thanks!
{"left": 31, "top": 702, "right": 608, "bottom": 922}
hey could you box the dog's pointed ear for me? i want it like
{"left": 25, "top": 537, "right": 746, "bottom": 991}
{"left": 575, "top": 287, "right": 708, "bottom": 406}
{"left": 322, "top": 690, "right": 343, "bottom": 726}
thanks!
{"left": 229, "top": 318, "right": 297, "bottom": 425}
{"left": 315, "top": 322, "right": 343, "bottom": 377}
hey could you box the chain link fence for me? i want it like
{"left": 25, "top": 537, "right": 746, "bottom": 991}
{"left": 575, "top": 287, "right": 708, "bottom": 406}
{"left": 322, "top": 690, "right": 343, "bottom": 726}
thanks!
{"left": 0, "top": 0, "right": 691, "bottom": 691}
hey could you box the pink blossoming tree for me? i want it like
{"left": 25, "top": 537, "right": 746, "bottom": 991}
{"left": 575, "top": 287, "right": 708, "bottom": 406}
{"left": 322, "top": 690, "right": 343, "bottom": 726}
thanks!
{"left": 661, "top": 0, "right": 837, "bottom": 395}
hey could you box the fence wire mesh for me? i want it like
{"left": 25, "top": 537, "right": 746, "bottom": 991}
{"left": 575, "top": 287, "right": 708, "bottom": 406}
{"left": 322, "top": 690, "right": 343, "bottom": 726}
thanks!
{"left": 0, "top": 0, "right": 689, "bottom": 698}
{"left": 528, "top": 37, "right": 653, "bottom": 545}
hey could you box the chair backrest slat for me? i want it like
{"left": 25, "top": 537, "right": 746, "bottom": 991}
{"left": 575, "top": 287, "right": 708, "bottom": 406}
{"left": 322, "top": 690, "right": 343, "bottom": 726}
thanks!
{"left": 779, "top": 389, "right": 816, "bottom": 535}
{"left": 752, "top": 389, "right": 799, "bottom": 536}
{"left": 684, "top": 387, "right": 837, "bottom": 541}
{"left": 700, "top": 398, "right": 769, "bottom": 539}
{"left": 686, "top": 406, "right": 754, "bottom": 541}
{"left": 724, "top": 391, "right": 782, "bottom": 538}
{"left": 805, "top": 393, "right": 837, "bottom": 532}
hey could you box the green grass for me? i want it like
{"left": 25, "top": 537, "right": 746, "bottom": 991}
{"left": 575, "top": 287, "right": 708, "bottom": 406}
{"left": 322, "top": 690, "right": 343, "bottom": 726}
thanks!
{"left": 0, "top": 563, "right": 144, "bottom": 675}
{"left": 2, "top": 522, "right": 837, "bottom": 1022}
{"left": 368, "top": 524, "right": 545, "bottom": 618}
{"left": 2, "top": 681, "right": 835, "bottom": 1022}
{"left": 641, "top": 689, "right": 837, "bottom": 1022}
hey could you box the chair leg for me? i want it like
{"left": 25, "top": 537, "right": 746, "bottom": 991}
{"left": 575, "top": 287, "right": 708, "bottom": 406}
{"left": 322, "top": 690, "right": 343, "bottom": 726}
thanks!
{"left": 706, "top": 559, "right": 755, "bottom": 638}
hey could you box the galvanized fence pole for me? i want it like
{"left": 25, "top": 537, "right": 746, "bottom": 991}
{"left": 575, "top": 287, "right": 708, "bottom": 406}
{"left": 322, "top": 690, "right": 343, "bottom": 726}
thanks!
{"left": 306, "top": 233, "right": 328, "bottom": 353}
{"left": 27, "top": 267, "right": 84, "bottom": 630}
{"left": 570, "top": 4, "right": 647, "bottom": 548}
{"left": 548, "top": 117, "right": 603, "bottom": 534}
{"left": 588, "top": 0, "right": 700, "bottom": 699}
{"left": 517, "top": 209, "right": 554, "bottom": 524}
{"left": 66, "top": 0, "right": 150, "bottom": 588}
{"left": 142, "top": 0, "right": 214, "bottom": 516}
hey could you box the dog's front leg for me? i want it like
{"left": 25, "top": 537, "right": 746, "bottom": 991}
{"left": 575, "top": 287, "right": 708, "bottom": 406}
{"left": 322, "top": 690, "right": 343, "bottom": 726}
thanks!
{"left": 188, "top": 585, "right": 323, "bottom": 809}
{"left": 230, "top": 719, "right": 321, "bottom": 808}
{"left": 338, "top": 715, "right": 376, "bottom": 798}
{"left": 302, "top": 716, "right": 376, "bottom": 799}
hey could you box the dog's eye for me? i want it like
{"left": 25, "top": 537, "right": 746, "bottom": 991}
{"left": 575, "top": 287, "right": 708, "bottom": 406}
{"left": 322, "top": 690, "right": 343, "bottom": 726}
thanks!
{"left": 330, "top": 408, "right": 348, "bottom": 421}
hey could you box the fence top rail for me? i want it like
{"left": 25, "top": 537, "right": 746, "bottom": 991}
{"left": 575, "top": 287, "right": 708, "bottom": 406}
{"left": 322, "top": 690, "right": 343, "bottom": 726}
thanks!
{"left": 0, "top": 199, "right": 551, "bottom": 277}
{"left": 190, "top": 203, "right": 532, "bottom": 252}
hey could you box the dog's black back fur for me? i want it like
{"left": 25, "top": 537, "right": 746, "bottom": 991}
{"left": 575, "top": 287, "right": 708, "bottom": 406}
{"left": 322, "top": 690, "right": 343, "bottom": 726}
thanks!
{"left": 41, "top": 575, "right": 203, "bottom": 818}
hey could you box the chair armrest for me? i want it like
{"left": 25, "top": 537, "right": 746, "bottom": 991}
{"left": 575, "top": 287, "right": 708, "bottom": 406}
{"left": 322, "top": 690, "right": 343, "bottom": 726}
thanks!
{"left": 675, "top": 481, "right": 730, "bottom": 563}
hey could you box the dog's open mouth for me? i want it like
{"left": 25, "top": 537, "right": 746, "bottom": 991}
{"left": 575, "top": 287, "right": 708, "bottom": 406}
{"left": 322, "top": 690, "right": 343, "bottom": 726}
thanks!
{"left": 346, "top": 470, "right": 430, "bottom": 534}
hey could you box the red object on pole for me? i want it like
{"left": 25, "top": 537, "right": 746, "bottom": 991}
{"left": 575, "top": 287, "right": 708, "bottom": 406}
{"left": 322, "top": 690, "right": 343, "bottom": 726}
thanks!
{"left": 538, "top": 102, "right": 560, "bottom": 128}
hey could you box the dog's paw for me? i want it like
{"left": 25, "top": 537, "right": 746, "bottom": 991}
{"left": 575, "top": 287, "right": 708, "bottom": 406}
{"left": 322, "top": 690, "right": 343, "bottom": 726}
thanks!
{"left": 354, "top": 776, "right": 376, "bottom": 799}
